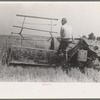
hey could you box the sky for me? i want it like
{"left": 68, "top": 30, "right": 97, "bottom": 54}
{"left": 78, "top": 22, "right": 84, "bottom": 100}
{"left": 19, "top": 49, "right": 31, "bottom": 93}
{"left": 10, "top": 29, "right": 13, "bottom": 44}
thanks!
{"left": 0, "top": 2, "right": 100, "bottom": 38}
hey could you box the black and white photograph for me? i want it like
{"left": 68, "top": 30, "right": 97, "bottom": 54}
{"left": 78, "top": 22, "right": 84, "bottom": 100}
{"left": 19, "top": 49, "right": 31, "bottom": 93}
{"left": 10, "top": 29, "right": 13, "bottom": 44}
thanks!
{"left": 0, "top": 1, "right": 100, "bottom": 82}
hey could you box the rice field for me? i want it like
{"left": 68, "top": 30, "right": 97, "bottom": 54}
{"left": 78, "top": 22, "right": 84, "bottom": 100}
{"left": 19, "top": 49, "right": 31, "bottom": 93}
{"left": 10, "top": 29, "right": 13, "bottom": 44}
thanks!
{"left": 0, "top": 35, "right": 100, "bottom": 82}
{"left": 0, "top": 62, "right": 100, "bottom": 82}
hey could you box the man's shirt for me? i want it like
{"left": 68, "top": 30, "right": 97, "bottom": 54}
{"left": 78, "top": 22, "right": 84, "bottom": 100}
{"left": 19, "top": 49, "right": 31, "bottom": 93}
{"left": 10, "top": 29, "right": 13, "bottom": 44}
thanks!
{"left": 60, "top": 23, "right": 72, "bottom": 39}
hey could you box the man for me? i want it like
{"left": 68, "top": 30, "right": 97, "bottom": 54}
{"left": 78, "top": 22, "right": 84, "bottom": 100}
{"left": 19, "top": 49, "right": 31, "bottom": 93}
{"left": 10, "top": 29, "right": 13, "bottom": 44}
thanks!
{"left": 57, "top": 18, "right": 73, "bottom": 60}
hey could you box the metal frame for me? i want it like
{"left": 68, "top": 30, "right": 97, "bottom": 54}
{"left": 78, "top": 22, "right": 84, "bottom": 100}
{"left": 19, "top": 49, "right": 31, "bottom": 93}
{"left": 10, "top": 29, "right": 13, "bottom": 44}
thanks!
{"left": 11, "top": 14, "right": 58, "bottom": 40}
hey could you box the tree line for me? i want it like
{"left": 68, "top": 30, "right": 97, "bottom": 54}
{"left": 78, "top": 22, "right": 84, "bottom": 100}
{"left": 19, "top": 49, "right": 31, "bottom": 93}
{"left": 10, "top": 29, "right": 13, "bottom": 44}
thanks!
{"left": 82, "top": 32, "right": 100, "bottom": 40}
